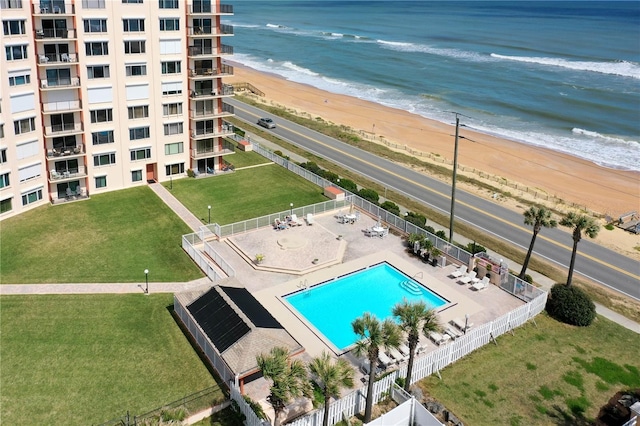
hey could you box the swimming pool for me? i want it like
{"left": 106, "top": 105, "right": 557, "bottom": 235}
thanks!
{"left": 285, "top": 262, "right": 448, "bottom": 351}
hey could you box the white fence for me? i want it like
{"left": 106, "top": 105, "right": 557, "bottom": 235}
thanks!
{"left": 182, "top": 233, "right": 224, "bottom": 282}
{"left": 204, "top": 240, "right": 236, "bottom": 277}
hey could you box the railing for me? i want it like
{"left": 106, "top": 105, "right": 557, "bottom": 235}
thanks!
{"left": 35, "top": 28, "right": 76, "bottom": 39}
{"left": 187, "top": 44, "right": 233, "bottom": 57}
{"left": 189, "top": 3, "right": 233, "bottom": 14}
{"left": 203, "top": 241, "right": 235, "bottom": 277}
{"left": 187, "top": 26, "right": 213, "bottom": 35}
{"left": 189, "top": 64, "right": 234, "bottom": 77}
{"left": 219, "top": 4, "right": 233, "bottom": 14}
{"left": 49, "top": 166, "right": 86, "bottom": 181}
{"left": 47, "top": 143, "right": 84, "bottom": 158}
{"left": 182, "top": 233, "right": 223, "bottom": 282}
{"left": 220, "top": 24, "right": 233, "bottom": 35}
{"left": 190, "top": 89, "right": 217, "bottom": 98}
{"left": 45, "top": 122, "right": 82, "bottom": 135}
{"left": 190, "top": 141, "right": 235, "bottom": 159}
{"left": 42, "top": 100, "right": 81, "bottom": 113}
{"left": 33, "top": 2, "right": 74, "bottom": 14}
{"left": 38, "top": 53, "right": 77, "bottom": 64}
{"left": 230, "top": 82, "right": 264, "bottom": 97}
{"left": 190, "top": 103, "right": 234, "bottom": 118}
{"left": 190, "top": 125, "right": 234, "bottom": 139}
{"left": 41, "top": 77, "right": 80, "bottom": 89}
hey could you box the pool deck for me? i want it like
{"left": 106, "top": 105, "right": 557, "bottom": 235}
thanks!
{"left": 202, "top": 208, "right": 524, "bottom": 402}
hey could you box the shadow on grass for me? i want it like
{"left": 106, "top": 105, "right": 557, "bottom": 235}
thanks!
{"left": 167, "top": 304, "right": 229, "bottom": 396}
{"left": 547, "top": 404, "right": 592, "bottom": 426}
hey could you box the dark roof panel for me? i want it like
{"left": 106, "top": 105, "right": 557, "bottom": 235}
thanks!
{"left": 187, "top": 288, "right": 250, "bottom": 352}
{"left": 221, "top": 286, "right": 283, "bottom": 329}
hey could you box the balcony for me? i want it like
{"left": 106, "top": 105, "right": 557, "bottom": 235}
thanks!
{"left": 187, "top": 24, "right": 234, "bottom": 36}
{"left": 189, "top": 64, "right": 234, "bottom": 78}
{"left": 41, "top": 77, "right": 80, "bottom": 89}
{"left": 35, "top": 28, "right": 76, "bottom": 40}
{"left": 190, "top": 124, "right": 234, "bottom": 140}
{"left": 44, "top": 122, "right": 83, "bottom": 137}
{"left": 49, "top": 166, "right": 87, "bottom": 182}
{"left": 187, "top": 44, "right": 233, "bottom": 58}
{"left": 38, "top": 53, "right": 77, "bottom": 65}
{"left": 42, "top": 100, "right": 82, "bottom": 114}
{"left": 188, "top": 3, "right": 233, "bottom": 14}
{"left": 33, "top": 2, "right": 75, "bottom": 15}
{"left": 46, "top": 144, "right": 84, "bottom": 159}
{"left": 191, "top": 141, "right": 235, "bottom": 159}
{"left": 190, "top": 103, "right": 234, "bottom": 119}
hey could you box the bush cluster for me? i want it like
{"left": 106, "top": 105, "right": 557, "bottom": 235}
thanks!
{"left": 545, "top": 284, "right": 596, "bottom": 326}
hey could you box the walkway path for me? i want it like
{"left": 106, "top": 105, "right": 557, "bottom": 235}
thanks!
{"left": 149, "top": 182, "right": 203, "bottom": 233}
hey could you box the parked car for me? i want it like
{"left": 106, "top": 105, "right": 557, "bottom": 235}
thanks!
{"left": 257, "top": 117, "right": 276, "bottom": 129}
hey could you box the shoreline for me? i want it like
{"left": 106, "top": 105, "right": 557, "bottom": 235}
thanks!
{"left": 226, "top": 62, "right": 639, "bottom": 216}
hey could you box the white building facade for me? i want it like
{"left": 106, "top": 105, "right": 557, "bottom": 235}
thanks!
{"left": 0, "top": 0, "right": 234, "bottom": 219}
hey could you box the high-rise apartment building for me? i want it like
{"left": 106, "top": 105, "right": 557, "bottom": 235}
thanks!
{"left": 0, "top": 0, "right": 234, "bottom": 220}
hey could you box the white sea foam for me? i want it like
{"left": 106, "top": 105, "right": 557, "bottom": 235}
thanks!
{"left": 491, "top": 54, "right": 640, "bottom": 79}
{"left": 265, "top": 23, "right": 287, "bottom": 29}
{"left": 377, "top": 39, "right": 489, "bottom": 62}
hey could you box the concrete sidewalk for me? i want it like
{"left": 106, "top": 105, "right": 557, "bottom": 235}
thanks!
{"left": 149, "top": 182, "right": 203, "bottom": 233}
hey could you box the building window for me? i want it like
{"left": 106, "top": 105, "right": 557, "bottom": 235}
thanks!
{"left": 0, "top": 198, "right": 12, "bottom": 214}
{"left": 0, "top": 173, "right": 9, "bottom": 188}
{"left": 127, "top": 105, "right": 149, "bottom": 119}
{"left": 9, "top": 73, "right": 30, "bottom": 86}
{"left": 5, "top": 44, "right": 28, "bottom": 60}
{"left": 161, "top": 81, "right": 182, "bottom": 96}
{"left": 125, "top": 63, "right": 147, "bottom": 76}
{"left": 92, "top": 130, "right": 114, "bottom": 145}
{"left": 122, "top": 0, "right": 143, "bottom": 3}
{"left": 0, "top": 124, "right": 3, "bottom": 138}
{"left": 83, "top": 19, "right": 107, "bottom": 33}
{"left": 1, "top": 0, "right": 23, "bottom": 9}
{"left": 124, "top": 40, "right": 146, "bottom": 54}
{"left": 14, "top": 117, "right": 36, "bottom": 135}
{"left": 85, "top": 41, "right": 108, "bottom": 56}
{"left": 87, "top": 65, "right": 110, "bottom": 79}
{"left": 166, "top": 163, "right": 184, "bottom": 176}
{"left": 159, "top": 0, "right": 178, "bottom": 8}
{"left": 162, "top": 102, "right": 182, "bottom": 116}
{"left": 132, "top": 170, "right": 142, "bottom": 182}
{"left": 130, "top": 147, "right": 151, "bottom": 161}
{"left": 0, "top": 148, "right": 7, "bottom": 163}
{"left": 22, "top": 188, "right": 43, "bottom": 205}
{"left": 163, "top": 122, "right": 183, "bottom": 135}
{"left": 159, "top": 18, "right": 179, "bottom": 31}
{"left": 161, "top": 61, "right": 181, "bottom": 74}
{"left": 90, "top": 109, "right": 113, "bottom": 123}
{"left": 164, "top": 142, "right": 183, "bottom": 155}
{"left": 95, "top": 176, "right": 107, "bottom": 188}
{"left": 3, "top": 20, "right": 26, "bottom": 35}
{"left": 129, "top": 126, "right": 150, "bottom": 140}
{"left": 123, "top": 19, "right": 145, "bottom": 32}
{"left": 82, "top": 0, "right": 105, "bottom": 9}
{"left": 93, "top": 153, "right": 116, "bottom": 166}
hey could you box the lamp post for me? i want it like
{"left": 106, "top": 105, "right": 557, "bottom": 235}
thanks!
{"left": 207, "top": 205, "right": 211, "bottom": 224}
{"left": 144, "top": 269, "right": 149, "bottom": 294}
{"left": 290, "top": 203, "right": 293, "bottom": 215}
{"left": 464, "top": 313, "right": 469, "bottom": 334}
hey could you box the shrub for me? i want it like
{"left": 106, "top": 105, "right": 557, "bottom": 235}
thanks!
{"left": 395, "top": 376, "right": 406, "bottom": 389}
{"left": 435, "top": 230, "right": 447, "bottom": 240}
{"left": 186, "top": 168, "right": 195, "bottom": 178}
{"left": 234, "top": 127, "right": 246, "bottom": 137}
{"left": 546, "top": 284, "right": 596, "bottom": 326}
{"left": 405, "top": 211, "right": 426, "bottom": 228}
{"left": 243, "top": 395, "right": 267, "bottom": 420}
{"left": 358, "top": 188, "right": 379, "bottom": 205}
{"left": 465, "top": 241, "right": 486, "bottom": 255}
{"left": 336, "top": 178, "right": 358, "bottom": 193}
{"left": 424, "top": 225, "right": 436, "bottom": 234}
{"left": 380, "top": 201, "right": 401, "bottom": 216}
{"left": 604, "top": 223, "right": 615, "bottom": 230}
{"left": 522, "top": 274, "right": 533, "bottom": 284}
{"left": 322, "top": 171, "right": 339, "bottom": 182}
{"left": 273, "top": 150, "right": 284, "bottom": 157}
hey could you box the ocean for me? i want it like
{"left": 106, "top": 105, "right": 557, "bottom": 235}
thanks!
{"left": 224, "top": 1, "right": 640, "bottom": 171}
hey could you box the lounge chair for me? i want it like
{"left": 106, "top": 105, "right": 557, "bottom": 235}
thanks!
{"left": 428, "top": 331, "right": 451, "bottom": 346}
{"left": 305, "top": 213, "right": 315, "bottom": 225}
{"left": 471, "top": 276, "right": 490, "bottom": 291}
{"left": 449, "top": 265, "right": 467, "bottom": 278}
{"left": 398, "top": 343, "right": 411, "bottom": 357}
{"left": 444, "top": 326, "right": 464, "bottom": 340}
{"left": 289, "top": 214, "right": 302, "bottom": 226}
{"left": 450, "top": 317, "right": 474, "bottom": 333}
{"left": 458, "top": 270, "right": 477, "bottom": 285}
{"left": 360, "top": 359, "right": 382, "bottom": 376}
{"left": 387, "top": 347, "right": 406, "bottom": 363}
{"left": 378, "top": 351, "right": 393, "bottom": 368}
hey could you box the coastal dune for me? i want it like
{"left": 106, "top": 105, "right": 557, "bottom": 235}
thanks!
{"left": 227, "top": 64, "right": 639, "bottom": 216}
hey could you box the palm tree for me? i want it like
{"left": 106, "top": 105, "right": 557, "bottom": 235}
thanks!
{"left": 309, "top": 351, "right": 354, "bottom": 426}
{"left": 519, "top": 206, "right": 557, "bottom": 279}
{"left": 392, "top": 299, "right": 440, "bottom": 392}
{"left": 352, "top": 312, "right": 401, "bottom": 423}
{"left": 256, "top": 346, "right": 311, "bottom": 426}
{"left": 559, "top": 212, "right": 600, "bottom": 286}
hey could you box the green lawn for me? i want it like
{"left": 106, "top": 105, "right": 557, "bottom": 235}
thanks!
{"left": 225, "top": 144, "right": 272, "bottom": 169}
{"left": 417, "top": 313, "right": 640, "bottom": 425}
{"left": 0, "top": 186, "right": 203, "bottom": 283}
{"left": 165, "top": 165, "right": 328, "bottom": 225}
{"left": 0, "top": 294, "right": 224, "bottom": 425}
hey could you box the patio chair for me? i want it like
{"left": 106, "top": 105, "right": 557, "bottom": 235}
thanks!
{"left": 387, "top": 347, "right": 407, "bottom": 363}
{"left": 61, "top": 53, "right": 70, "bottom": 62}
{"left": 398, "top": 343, "right": 411, "bottom": 357}
{"left": 290, "top": 214, "right": 302, "bottom": 226}
{"left": 305, "top": 213, "right": 315, "bottom": 225}
{"left": 458, "top": 270, "right": 477, "bottom": 285}
{"left": 449, "top": 265, "right": 467, "bottom": 278}
{"left": 378, "top": 351, "right": 393, "bottom": 368}
{"left": 428, "top": 331, "right": 451, "bottom": 346}
{"left": 471, "top": 276, "right": 490, "bottom": 291}
{"left": 450, "top": 317, "right": 474, "bottom": 333}
{"left": 75, "top": 186, "right": 83, "bottom": 197}
{"left": 445, "top": 326, "right": 464, "bottom": 340}
{"left": 378, "top": 227, "right": 389, "bottom": 238}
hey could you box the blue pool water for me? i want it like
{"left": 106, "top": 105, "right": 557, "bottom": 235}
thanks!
{"left": 285, "top": 263, "right": 448, "bottom": 351}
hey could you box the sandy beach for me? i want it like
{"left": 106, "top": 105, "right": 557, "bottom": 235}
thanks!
{"left": 227, "top": 64, "right": 639, "bottom": 217}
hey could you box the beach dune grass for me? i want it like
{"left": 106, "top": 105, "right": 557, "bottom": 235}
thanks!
{"left": 0, "top": 186, "right": 203, "bottom": 284}
{"left": 164, "top": 164, "right": 328, "bottom": 225}
{"left": 417, "top": 314, "right": 640, "bottom": 425}
{"left": 0, "top": 294, "right": 223, "bottom": 425}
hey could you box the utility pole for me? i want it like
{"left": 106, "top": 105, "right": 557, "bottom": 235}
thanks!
{"left": 449, "top": 116, "right": 461, "bottom": 243}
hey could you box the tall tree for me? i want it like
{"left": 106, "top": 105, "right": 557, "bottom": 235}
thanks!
{"left": 352, "top": 313, "right": 401, "bottom": 423}
{"left": 309, "top": 351, "right": 354, "bottom": 426}
{"left": 520, "top": 206, "right": 557, "bottom": 279}
{"left": 559, "top": 212, "right": 600, "bottom": 286}
{"left": 393, "top": 299, "right": 440, "bottom": 392}
{"left": 256, "top": 346, "right": 311, "bottom": 426}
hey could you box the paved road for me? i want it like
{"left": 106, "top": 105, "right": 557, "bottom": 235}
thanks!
{"left": 231, "top": 99, "right": 640, "bottom": 300}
